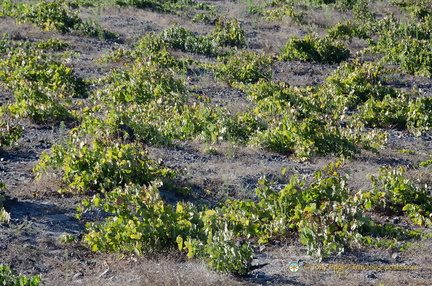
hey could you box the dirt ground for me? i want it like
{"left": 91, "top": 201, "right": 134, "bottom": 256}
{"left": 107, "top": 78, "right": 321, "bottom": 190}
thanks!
{"left": 1, "top": 1, "right": 432, "bottom": 285}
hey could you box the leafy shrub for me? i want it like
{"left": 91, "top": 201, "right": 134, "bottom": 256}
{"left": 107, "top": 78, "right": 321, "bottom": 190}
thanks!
{"left": 280, "top": 34, "right": 350, "bottom": 64}
{"left": 250, "top": 115, "right": 354, "bottom": 159}
{"left": 115, "top": 0, "right": 203, "bottom": 14}
{"left": 0, "top": 45, "right": 87, "bottom": 123}
{"left": 116, "top": 0, "right": 170, "bottom": 11}
{"left": 370, "top": 167, "right": 432, "bottom": 227}
{"left": 186, "top": 230, "right": 254, "bottom": 276}
{"left": 258, "top": 161, "right": 422, "bottom": 258}
{"left": 356, "top": 94, "right": 432, "bottom": 134}
{"left": 99, "top": 34, "right": 190, "bottom": 70}
{"left": 0, "top": 34, "right": 70, "bottom": 52}
{"left": 211, "top": 51, "right": 275, "bottom": 84}
{"left": 34, "top": 38, "right": 70, "bottom": 51}
{"left": 419, "top": 155, "right": 432, "bottom": 167}
{"left": 325, "top": 60, "right": 398, "bottom": 109}
{"left": 0, "top": 0, "right": 116, "bottom": 38}
{"left": 241, "top": 79, "right": 388, "bottom": 160}
{"left": 80, "top": 161, "right": 426, "bottom": 266}
{"left": 81, "top": 181, "right": 254, "bottom": 275}
{"left": 209, "top": 18, "right": 246, "bottom": 48}
{"left": 82, "top": 181, "right": 182, "bottom": 253}
{"left": 1, "top": 0, "right": 81, "bottom": 33}
{"left": 0, "top": 181, "right": 10, "bottom": 224}
{"left": 364, "top": 16, "right": 432, "bottom": 76}
{"left": 159, "top": 24, "right": 219, "bottom": 56}
{"left": 391, "top": 0, "right": 432, "bottom": 20}
{"left": 96, "top": 55, "right": 187, "bottom": 107}
{"left": 262, "top": 1, "right": 304, "bottom": 23}
{"left": 357, "top": 95, "right": 410, "bottom": 130}
{"left": 96, "top": 44, "right": 259, "bottom": 145}
{"left": 383, "top": 38, "right": 432, "bottom": 77}
{"left": 35, "top": 135, "right": 175, "bottom": 194}
{"left": 0, "top": 120, "right": 22, "bottom": 150}
{"left": 407, "top": 97, "right": 432, "bottom": 134}
{"left": 191, "top": 9, "right": 219, "bottom": 25}
{"left": 160, "top": 104, "right": 261, "bottom": 143}
{"left": 0, "top": 263, "right": 44, "bottom": 286}
{"left": 326, "top": 20, "right": 369, "bottom": 40}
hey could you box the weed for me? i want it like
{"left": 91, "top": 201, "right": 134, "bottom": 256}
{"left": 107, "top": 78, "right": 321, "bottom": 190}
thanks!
{"left": 0, "top": 264, "right": 44, "bottom": 285}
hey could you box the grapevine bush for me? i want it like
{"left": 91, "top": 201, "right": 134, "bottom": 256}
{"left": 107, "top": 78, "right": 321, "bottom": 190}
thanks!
{"left": 35, "top": 134, "right": 176, "bottom": 194}
{"left": 79, "top": 161, "right": 427, "bottom": 273}
{"left": 0, "top": 120, "right": 22, "bottom": 150}
{"left": 280, "top": 34, "right": 350, "bottom": 64}
{"left": 0, "top": 0, "right": 116, "bottom": 38}
{"left": 0, "top": 39, "right": 88, "bottom": 123}
{"left": 211, "top": 51, "right": 275, "bottom": 85}
{"left": 0, "top": 264, "right": 44, "bottom": 286}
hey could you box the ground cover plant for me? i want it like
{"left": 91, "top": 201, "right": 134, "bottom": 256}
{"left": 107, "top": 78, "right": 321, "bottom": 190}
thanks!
{"left": 0, "top": 37, "right": 88, "bottom": 123}
{"left": 0, "top": 263, "right": 44, "bottom": 286}
{"left": 0, "top": 0, "right": 117, "bottom": 39}
{"left": 0, "top": 0, "right": 431, "bottom": 285}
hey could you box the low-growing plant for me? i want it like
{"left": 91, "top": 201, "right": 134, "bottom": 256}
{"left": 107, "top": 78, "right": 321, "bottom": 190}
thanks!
{"left": 95, "top": 55, "right": 187, "bottom": 107}
{"left": 0, "top": 45, "right": 87, "bottom": 122}
{"left": 0, "top": 0, "right": 116, "bottom": 39}
{"left": 397, "top": 149, "right": 416, "bottom": 155}
{"left": 115, "top": 0, "right": 213, "bottom": 16}
{"left": 0, "top": 0, "right": 81, "bottom": 33}
{"left": 81, "top": 181, "right": 254, "bottom": 274}
{"left": 407, "top": 96, "right": 432, "bottom": 135}
{"left": 240, "top": 79, "right": 388, "bottom": 160}
{"left": 387, "top": 38, "right": 432, "bottom": 77}
{"left": 191, "top": 9, "right": 218, "bottom": 24}
{"left": 115, "top": 0, "right": 172, "bottom": 11}
{"left": 159, "top": 24, "right": 219, "bottom": 56}
{"left": 209, "top": 18, "right": 246, "bottom": 48}
{"left": 0, "top": 263, "right": 44, "bottom": 285}
{"left": 364, "top": 15, "right": 432, "bottom": 77}
{"left": 351, "top": 86, "right": 432, "bottom": 134}
{"left": 391, "top": 0, "right": 432, "bottom": 20}
{"left": 419, "top": 155, "right": 432, "bottom": 167}
{"left": 263, "top": 0, "right": 304, "bottom": 23}
{"left": 369, "top": 167, "right": 432, "bottom": 227}
{"left": 98, "top": 34, "right": 190, "bottom": 69}
{"left": 326, "top": 20, "right": 369, "bottom": 40}
{"left": 185, "top": 229, "right": 254, "bottom": 276}
{"left": 325, "top": 60, "right": 398, "bottom": 109}
{"left": 211, "top": 51, "right": 275, "bottom": 84}
{"left": 94, "top": 45, "right": 261, "bottom": 145}
{"left": 33, "top": 38, "right": 71, "bottom": 51}
{"left": 79, "top": 160, "right": 427, "bottom": 270}
{"left": 280, "top": 34, "right": 350, "bottom": 64}
{"left": 162, "top": 104, "right": 261, "bottom": 143}
{"left": 357, "top": 95, "right": 411, "bottom": 130}
{"left": 0, "top": 181, "right": 10, "bottom": 224}
{"left": 0, "top": 120, "right": 22, "bottom": 150}
{"left": 35, "top": 135, "right": 176, "bottom": 194}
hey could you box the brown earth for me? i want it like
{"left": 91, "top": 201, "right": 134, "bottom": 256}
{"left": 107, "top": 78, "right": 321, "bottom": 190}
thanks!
{"left": 1, "top": 1, "right": 432, "bottom": 285}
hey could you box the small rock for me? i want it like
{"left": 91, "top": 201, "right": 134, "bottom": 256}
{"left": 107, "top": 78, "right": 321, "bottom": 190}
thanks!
{"left": 235, "top": 240, "right": 244, "bottom": 248}
{"left": 367, "top": 272, "right": 377, "bottom": 279}
{"left": 72, "top": 273, "right": 83, "bottom": 281}
{"left": 98, "top": 268, "right": 110, "bottom": 278}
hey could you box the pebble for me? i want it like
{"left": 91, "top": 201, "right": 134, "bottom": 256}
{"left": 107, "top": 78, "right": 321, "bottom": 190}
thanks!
{"left": 98, "top": 268, "right": 110, "bottom": 278}
{"left": 72, "top": 273, "right": 84, "bottom": 281}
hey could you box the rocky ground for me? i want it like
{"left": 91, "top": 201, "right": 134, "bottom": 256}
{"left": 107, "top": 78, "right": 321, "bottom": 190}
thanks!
{"left": 1, "top": 1, "right": 432, "bottom": 285}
